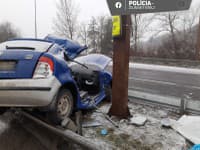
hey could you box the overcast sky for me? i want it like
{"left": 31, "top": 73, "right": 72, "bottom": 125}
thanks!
{"left": 0, "top": 0, "right": 199, "bottom": 38}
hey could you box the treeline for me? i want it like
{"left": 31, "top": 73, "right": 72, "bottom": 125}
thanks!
{"left": 78, "top": 16, "right": 113, "bottom": 55}
{"left": 53, "top": 0, "right": 113, "bottom": 56}
{"left": 133, "top": 23, "right": 199, "bottom": 60}
{"left": 0, "top": 0, "right": 199, "bottom": 60}
{"left": 132, "top": 9, "right": 200, "bottom": 60}
{"left": 54, "top": 0, "right": 200, "bottom": 60}
{"left": 0, "top": 22, "right": 20, "bottom": 43}
{"left": 130, "top": 6, "right": 200, "bottom": 60}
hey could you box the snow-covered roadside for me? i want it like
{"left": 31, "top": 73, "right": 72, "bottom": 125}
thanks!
{"left": 0, "top": 101, "right": 193, "bottom": 150}
{"left": 82, "top": 101, "right": 191, "bottom": 150}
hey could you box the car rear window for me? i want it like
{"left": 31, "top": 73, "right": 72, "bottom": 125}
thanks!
{"left": 0, "top": 40, "right": 53, "bottom": 52}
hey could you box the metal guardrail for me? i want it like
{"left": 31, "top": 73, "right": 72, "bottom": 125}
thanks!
{"left": 19, "top": 111, "right": 103, "bottom": 150}
{"left": 128, "top": 90, "right": 200, "bottom": 115}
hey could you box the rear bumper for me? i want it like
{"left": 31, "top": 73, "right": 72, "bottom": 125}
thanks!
{"left": 0, "top": 77, "right": 61, "bottom": 107}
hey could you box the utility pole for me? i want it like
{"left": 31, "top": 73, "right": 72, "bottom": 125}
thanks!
{"left": 108, "top": 15, "right": 131, "bottom": 118}
{"left": 106, "top": 0, "right": 192, "bottom": 119}
{"left": 34, "top": 0, "right": 38, "bottom": 38}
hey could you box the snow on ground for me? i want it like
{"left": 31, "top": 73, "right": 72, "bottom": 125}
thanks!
{"left": 129, "top": 63, "right": 200, "bottom": 75}
{"left": 0, "top": 100, "right": 193, "bottom": 150}
{"left": 82, "top": 101, "right": 192, "bottom": 150}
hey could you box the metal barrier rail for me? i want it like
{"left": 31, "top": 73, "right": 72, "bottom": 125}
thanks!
{"left": 128, "top": 90, "right": 200, "bottom": 115}
{"left": 19, "top": 111, "right": 103, "bottom": 150}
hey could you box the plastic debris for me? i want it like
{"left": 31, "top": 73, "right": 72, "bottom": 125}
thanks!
{"left": 101, "top": 129, "right": 108, "bottom": 135}
{"left": 171, "top": 115, "right": 200, "bottom": 144}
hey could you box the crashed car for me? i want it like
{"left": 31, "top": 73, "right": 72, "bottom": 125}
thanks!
{"left": 0, "top": 36, "right": 112, "bottom": 123}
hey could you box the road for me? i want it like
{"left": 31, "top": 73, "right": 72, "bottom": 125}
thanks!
{"left": 128, "top": 63, "right": 200, "bottom": 100}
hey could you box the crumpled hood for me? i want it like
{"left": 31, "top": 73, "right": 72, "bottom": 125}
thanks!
{"left": 45, "top": 36, "right": 87, "bottom": 59}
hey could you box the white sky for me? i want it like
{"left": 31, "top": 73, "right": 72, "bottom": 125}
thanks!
{"left": 0, "top": 0, "right": 109, "bottom": 38}
{"left": 0, "top": 0, "right": 199, "bottom": 38}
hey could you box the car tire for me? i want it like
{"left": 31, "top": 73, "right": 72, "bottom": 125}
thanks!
{"left": 48, "top": 89, "right": 74, "bottom": 124}
{"left": 105, "top": 85, "right": 112, "bottom": 102}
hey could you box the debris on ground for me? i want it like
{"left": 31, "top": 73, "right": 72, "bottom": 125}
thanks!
{"left": 82, "top": 101, "right": 192, "bottom": 150}
{"left": 100, "top": 129, "right": 108, "bottom": 136}
{"left": 0, "top": 99, "right": 195, "bottom": 150}
{"left": 129, "top": 115, "right": 147, "bottom": 126}
{"left": 161, "top": 118, "right": 172, "bottom": 128}
{"left": 82, "top": 120, "right": 102, "bottom": 128}
{"left": 61, "top": 117, "right": 78, "bottom": 132}
{"left": 171, "top": 115, "right": 200, "bottom": 144}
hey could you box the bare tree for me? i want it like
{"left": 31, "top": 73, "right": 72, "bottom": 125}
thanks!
{"left": 178, "top": 7, "right": 200, "bottom": 59}
{"left": 86, "top": 16, "right": 113, "bottom": 55}
{"left": 180, "top": 7, "right": 200, "bottom": 38}
{"left": 153, "top": 7, "right": 200, "bottom": 59}
{"left": 132, "top": 14, "right": 138, "bottom": 52}
{"left": 100, "top": 17, "right": 113, "bottom": 55}
{"left": 131, "top": 14, "right": 154, "bottom": 53}
{"left": 155, "top": 13, "right": 180, "bottom": 45}
{"left": 53, "top": 0, "right": 78, "bottom": 40}
{"left": 97, "top": 16, "right": 106, "bottom": 52}
{"left": 87, "top": 17, "right": 99, "bottom": 52}
{"left": 0, "top": 22, "right": 20, "bottom": 42}
{"left": 78, "top": 23, "right": 88, "bottom": 46}
{"left": 135, "top": 5, "right": 200, "bottom": 59}
{"left": 154, "top": 12, "right": 181, "bottom": 57}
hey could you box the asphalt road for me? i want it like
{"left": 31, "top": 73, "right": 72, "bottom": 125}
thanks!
{"left": 128, "top": 63, "right": 200, "bottom": 100}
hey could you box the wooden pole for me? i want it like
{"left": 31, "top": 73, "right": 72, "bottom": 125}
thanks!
{"left": 108, "top": 15, "right": 131, "bottom": 118}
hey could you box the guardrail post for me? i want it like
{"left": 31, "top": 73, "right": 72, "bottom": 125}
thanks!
{"left": 180, "top": 94, "right": 190, "bottom": 115}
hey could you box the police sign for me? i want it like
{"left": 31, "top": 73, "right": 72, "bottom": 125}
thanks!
{"left": 107, "top": 0, "right": 192, "bottom": 15}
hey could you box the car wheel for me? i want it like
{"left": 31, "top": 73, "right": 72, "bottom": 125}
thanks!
{"left": 105, "top": 85, "right": 112, "bottom": 102}
{"left": 48, "top": 89, "right": 73, "bottom": 124}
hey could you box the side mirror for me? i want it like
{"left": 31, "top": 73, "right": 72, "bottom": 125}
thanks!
{"left": 63, "top": 52, "right": 70, "bottom": 61}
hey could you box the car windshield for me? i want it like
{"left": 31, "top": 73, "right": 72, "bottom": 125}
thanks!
{"left": 0, "top": 40, "right": 53, "bottom": 52}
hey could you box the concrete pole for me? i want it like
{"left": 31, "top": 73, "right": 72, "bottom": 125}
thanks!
{"left": 34, "top": 0, "right": 38, "bottom": 38}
